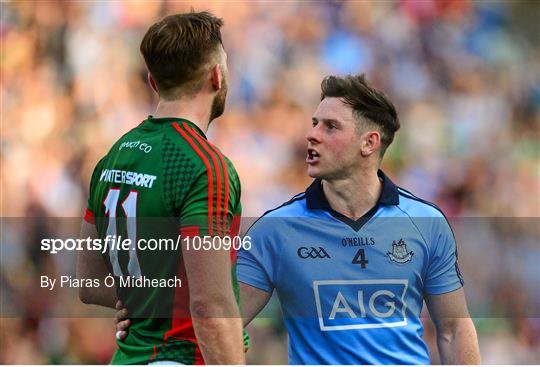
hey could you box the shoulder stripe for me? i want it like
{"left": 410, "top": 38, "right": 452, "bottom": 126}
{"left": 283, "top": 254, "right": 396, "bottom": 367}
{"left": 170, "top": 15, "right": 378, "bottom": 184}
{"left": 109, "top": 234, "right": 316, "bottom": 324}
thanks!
{"left": 397, "top": 187, "right": 445, "bottom": 216}
{"left": 245, "top": 193, "right": 306, "bottom": 235}
{"left": 398, "top": 187, "right": 452, "bottom": 230}
{"left": 186, "top": 124, "right": 230, "bottom": 237}
{"left": 183, "top": 123, "right": 226, "bottom": 236}
{"left": 262, "top": 192, "right": 306, "bottom": 217}
{"left": 398, "top": 187, "right": 464, "bottom": 285}
{"left": 173, "top": 122, "right": 214, "bottom": 236}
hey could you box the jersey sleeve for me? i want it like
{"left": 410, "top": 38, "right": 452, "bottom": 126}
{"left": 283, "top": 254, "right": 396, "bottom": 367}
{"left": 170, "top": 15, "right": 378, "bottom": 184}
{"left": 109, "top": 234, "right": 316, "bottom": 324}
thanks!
{"left": 236, "top": 219, "right": 277, "bottom": 293}
{"left": 424, "top": 217, "right": 464, "bottom": 295}
{"left": 84, "top": 157, "right": 105, "bottom": 224}
{"left": 179, "top": 161, "right": 240, "bottom": 237}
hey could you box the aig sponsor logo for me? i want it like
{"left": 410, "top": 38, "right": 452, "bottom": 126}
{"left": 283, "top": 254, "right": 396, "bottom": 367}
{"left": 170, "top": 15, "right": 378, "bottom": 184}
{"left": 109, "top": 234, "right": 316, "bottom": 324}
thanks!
{"left": 297, "top": 247, "right": 330, "bottom": 259}
{"left": 313, "top": 279, "right": 408, "bottom": 331}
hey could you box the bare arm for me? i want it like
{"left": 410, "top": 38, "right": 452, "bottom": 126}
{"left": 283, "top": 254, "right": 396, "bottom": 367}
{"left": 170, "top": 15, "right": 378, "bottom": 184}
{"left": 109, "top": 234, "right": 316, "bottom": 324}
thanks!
{"left": 425, "top": 288, "right": 481, "bottom": 364}
{"left": 182, "top": 237, "right": 245, "bottom": 365}
{"left": 239, "top": 282, "right": 272, "bottom": 326}
{"left": 76, "top": 221, "right": 117, "bottom": 308}
{"left": 114, "top": 275, "right": 272, "bottom": 342}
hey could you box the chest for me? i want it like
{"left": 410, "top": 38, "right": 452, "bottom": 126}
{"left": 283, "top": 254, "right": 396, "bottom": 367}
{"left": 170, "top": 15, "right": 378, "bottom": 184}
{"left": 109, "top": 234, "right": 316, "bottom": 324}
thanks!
{"left": 271, "top": 217, "right": 428, "bottom": 323}
{"left": 275, "top": 217, "right": 429, "bottom": 285}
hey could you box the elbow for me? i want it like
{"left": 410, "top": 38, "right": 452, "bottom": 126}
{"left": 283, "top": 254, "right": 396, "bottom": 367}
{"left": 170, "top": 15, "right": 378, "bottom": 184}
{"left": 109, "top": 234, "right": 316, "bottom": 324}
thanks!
{"left": 437, "top": 328, "right": 454, "bottom": 345}
{"left": 436, "top": 317, "right": 474, "bottom": 344}
{"left": 79, "top": 287, "right": 93, "bottom": 304}
{"left": 436, "top": 319, "right": 458, "bottom": 342}
{"left": 190, "top": 295, "right": 237, "bottom": 318}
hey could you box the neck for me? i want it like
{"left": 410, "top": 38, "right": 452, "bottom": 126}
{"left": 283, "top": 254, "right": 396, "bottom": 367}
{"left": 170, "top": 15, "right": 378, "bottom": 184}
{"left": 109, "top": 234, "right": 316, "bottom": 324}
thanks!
{"left": 152, "top": 97, "right": 211, "bottom": 133}
{"left": 322, "top": 169, "right": 382, "bottom": 220}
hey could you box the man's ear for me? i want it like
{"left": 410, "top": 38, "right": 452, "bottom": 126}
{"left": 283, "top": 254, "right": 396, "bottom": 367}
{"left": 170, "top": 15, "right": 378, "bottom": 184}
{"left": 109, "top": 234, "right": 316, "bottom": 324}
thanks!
{"left": 361, "top": 131, "right": 382, "bottom": 157}
{"left": 148, "top": 72, "right": 159, "bottom": 94}
{"left": 210, "top": 64, "right": 222, "bottom": 91}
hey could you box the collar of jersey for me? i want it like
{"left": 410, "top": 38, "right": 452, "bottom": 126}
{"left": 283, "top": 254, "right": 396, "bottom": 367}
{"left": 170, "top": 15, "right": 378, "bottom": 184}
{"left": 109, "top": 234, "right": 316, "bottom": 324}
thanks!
{"left": 145, "top": 115, "right": 207, "bottom": 139}
{"left": 305, "top": 170, "right": 400, "bottom": 231}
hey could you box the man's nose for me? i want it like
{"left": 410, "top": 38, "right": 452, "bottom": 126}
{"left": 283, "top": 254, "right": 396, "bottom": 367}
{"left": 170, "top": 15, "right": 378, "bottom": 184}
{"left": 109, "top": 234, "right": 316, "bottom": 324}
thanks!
{"left": 306, "top": 126, "right": 321, "bottom": 144}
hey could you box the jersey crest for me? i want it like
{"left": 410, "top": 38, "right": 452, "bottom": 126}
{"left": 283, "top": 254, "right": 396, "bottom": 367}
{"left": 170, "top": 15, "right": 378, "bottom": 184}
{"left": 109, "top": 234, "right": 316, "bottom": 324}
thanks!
{"left": 387, "top": 239, "right": 414, "bottom": 263}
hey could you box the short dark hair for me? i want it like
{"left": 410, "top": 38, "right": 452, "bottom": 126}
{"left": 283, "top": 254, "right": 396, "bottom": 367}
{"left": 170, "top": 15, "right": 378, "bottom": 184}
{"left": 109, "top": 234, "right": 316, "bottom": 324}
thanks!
{"left": 140, "top": 12, "right": 224, "bottom": 100}
{"left": 321, "top": 74, "right": 400, "bottom": 157}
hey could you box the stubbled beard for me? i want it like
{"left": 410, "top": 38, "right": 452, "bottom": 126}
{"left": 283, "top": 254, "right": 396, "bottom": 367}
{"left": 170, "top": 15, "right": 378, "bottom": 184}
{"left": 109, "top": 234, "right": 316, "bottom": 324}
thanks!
{"left": 209, "top": 77, "right": 227, "bottom": 123}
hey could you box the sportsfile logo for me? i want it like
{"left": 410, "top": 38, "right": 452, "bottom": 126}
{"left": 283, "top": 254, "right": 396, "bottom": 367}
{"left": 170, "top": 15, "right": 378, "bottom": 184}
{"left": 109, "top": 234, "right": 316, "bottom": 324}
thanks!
{"left": 313, "top": 279, "right": 408, "bottom": 331}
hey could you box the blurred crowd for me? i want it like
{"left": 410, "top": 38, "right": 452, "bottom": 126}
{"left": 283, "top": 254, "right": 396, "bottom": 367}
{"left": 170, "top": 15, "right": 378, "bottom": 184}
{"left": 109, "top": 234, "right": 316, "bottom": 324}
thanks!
{"left": 1, "top": 0, "right": 539, "bottom": 364}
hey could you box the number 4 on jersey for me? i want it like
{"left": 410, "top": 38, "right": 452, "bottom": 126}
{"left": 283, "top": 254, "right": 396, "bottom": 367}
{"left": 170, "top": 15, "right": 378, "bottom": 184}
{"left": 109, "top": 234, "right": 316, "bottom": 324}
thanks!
{"left": 352, "top": 249, "right": 369, "bottom": 269}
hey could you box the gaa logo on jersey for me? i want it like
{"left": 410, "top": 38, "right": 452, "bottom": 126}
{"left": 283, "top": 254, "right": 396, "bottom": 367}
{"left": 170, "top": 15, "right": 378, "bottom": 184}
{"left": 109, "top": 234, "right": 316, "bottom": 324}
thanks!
{"left": 313, "top": 279, "right": 408, "bottom": 331}
{"left": 297, "top": 246, "right": 331, "bottom": 259}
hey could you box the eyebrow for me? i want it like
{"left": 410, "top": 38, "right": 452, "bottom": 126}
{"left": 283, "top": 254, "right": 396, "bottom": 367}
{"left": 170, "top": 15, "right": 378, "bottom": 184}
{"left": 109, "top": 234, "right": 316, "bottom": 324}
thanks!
{"left": 312, "top": 117, "right": 340, "bottom": 125}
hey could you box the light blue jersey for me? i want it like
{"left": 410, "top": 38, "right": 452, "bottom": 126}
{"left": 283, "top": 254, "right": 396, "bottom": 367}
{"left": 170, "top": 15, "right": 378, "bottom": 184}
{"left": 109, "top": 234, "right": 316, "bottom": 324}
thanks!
{"left": 237, "top": 171, "right": 463, "bottom": 364}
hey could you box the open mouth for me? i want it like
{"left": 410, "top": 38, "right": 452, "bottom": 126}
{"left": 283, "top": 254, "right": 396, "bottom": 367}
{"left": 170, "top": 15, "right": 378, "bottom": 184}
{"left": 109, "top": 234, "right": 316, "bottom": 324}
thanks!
{"left": 306, "top": 149, "right": 320, "bottom": 164}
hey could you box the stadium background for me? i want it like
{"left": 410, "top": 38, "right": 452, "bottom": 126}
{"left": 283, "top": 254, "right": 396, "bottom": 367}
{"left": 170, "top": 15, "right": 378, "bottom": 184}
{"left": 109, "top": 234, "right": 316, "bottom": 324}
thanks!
{"left": 1, "top": 0, "right": 539, "bottom": 363}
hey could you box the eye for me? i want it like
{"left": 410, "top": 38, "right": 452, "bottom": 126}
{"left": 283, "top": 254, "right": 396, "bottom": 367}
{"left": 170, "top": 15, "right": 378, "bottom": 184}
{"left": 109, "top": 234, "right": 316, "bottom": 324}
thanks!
{"left": 312, "top": 120, "right": 318, "bottom": 127}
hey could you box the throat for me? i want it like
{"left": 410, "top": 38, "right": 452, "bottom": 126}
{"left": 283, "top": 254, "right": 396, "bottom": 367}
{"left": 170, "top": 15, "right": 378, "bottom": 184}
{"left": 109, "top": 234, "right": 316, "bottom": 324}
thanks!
{"left": 322, "top": 176, "right": 382, "bottom": 220}
{"left": 332, "top": 202, "right": 373, "bottom": 221}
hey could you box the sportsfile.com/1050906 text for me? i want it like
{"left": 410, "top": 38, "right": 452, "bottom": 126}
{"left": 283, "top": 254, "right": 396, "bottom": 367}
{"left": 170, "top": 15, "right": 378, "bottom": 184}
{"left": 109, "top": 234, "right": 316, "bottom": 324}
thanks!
{"left": 40, "top": 235, "right": 252, "bottom": 254}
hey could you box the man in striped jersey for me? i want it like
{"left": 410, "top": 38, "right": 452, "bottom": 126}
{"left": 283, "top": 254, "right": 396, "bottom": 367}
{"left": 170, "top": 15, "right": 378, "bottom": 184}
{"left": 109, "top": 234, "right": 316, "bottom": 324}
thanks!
{"left": 77, "top": 12, "right": 246, "bottom": 364}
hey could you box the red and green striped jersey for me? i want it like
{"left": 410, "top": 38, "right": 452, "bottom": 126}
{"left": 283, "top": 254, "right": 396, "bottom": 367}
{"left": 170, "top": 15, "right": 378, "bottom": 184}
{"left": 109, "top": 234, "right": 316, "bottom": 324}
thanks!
{"left": 84, "top": 116, "right": 248, "bottom": 364}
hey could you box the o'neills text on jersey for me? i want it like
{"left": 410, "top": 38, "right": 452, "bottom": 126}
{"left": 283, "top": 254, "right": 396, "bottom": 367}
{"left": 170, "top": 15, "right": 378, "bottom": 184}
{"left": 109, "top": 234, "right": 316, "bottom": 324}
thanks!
{"left": 100, "top": 169, "right": 157, "bottom": 188}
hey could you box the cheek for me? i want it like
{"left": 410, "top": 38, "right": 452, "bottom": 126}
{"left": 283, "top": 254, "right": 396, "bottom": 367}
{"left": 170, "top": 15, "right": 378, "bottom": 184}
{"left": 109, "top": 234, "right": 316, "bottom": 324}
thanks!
{"left": 326, "top": 138, "right": 356, "bottom": 161}
{"left": 324, "top": 141, "right": 342, "bottom": 159}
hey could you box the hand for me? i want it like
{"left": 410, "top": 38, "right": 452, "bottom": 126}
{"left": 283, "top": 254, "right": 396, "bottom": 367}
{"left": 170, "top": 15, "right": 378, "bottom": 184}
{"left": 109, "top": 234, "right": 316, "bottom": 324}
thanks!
{"left": 114, "top": 300, "right": 131, "bottom": 340}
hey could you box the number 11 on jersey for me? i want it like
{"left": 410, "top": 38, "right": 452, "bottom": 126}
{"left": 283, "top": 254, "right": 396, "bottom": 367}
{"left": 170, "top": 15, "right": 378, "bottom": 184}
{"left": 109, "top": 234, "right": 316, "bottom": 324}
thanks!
{"left": 103, "top": 188, "right": 142, "bottom": 277}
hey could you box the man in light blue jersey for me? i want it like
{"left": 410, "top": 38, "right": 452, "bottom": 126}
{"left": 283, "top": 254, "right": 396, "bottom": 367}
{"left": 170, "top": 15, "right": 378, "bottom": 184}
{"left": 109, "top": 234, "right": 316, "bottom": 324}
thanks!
{"left": 237, "top": 74, "right": 480, "bottom": 364}
{"left": 115, "top": 74, "right": 481, "bottom": 364}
